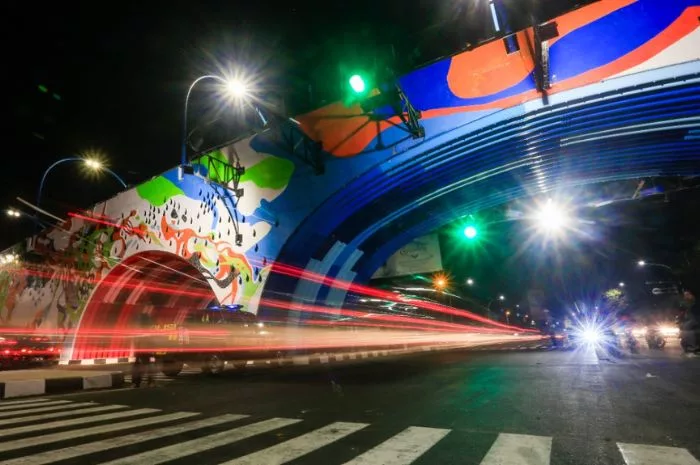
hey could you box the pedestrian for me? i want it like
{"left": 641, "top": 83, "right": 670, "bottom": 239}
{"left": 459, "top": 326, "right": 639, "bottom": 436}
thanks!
{"left": 679, "top": 289, "right": 700, "bottom": 353}
{"left": 131, "top": 308, "right": 156, "bottom": 388}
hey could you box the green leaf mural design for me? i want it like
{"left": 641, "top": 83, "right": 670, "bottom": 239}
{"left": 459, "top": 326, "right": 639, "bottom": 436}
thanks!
{"left": 241, "top": 156, "right": 295, "bottom": 190}
{"left": 137, "top": 176, "right": 184, "bottom": 206}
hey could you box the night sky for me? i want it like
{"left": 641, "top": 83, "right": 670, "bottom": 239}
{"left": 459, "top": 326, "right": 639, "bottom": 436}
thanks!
{"left": 4, "top": 1, "right": 698, "bottom": 305}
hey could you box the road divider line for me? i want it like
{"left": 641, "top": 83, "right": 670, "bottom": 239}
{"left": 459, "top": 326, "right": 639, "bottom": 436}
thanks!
{"left": 479, "top": 433, "right": 552, "bottom": 465}
{"left": 0, "top": 400, "right": 69, "bottom": 411}
{"left": 343, "top": 426, "right": 450, "bottom": 465}
{"left": 221, "top": 421, "right": 369, "bottom": 465}
{"left": 4, "top": 414, "right": 249, "bottom": 465}
{"left": 0, "top": 410, "right": 193, "bottom": 453}
{"left": 617, "top": 443, "right": 700, "bottom": 465}
{"left": 100, "top": 417, "right": 302, "bottom": 465}
{"left": 0, "top": 404, "right": 126, "bottom": 426}
{"left": 0, "top": 402, "right": 96, "bottom": 419}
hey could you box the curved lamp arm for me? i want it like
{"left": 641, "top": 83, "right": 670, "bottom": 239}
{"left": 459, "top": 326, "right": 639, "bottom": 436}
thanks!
{"left": 37, "top": 157, "right": 128, "bottom": 207}
{"left": 181, "top": 75, "right": 228, "bottom": 167}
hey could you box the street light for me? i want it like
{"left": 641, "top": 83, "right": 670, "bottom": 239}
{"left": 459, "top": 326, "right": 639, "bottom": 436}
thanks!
{"left": 180, "top": 74, "right": 254, "bottom": 169}
{"left": 533, "top": 198, "right": 570, "bottom": 235}
{"left": 6, "top": 208, "right": 21, "bottom": 218}
{"left": 466, "top": 278, "right": 474, "bottom": 286}
{"left": 499, "top": 295, "right": 505, "bottom": 301}
{"left": 618, "top": 282, "right": 625, "bottom": 288}
{"left": 37, "top": 158, "right": 127, "bottom": 207}
{"left": 636, "top": 259, "right": 673, "bottom": 272}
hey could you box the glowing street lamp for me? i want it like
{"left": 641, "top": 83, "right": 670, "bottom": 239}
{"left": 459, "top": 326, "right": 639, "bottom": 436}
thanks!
{"left": 37, "top": 157, "right": 127, "bottom": 207}
{"left": 466, "top": 278, "right": 474, "bottom": 286}
{"left": 434, "top": 277, "right": 447, "bottom": 290}
{"left": 534, "top": 198, "right": 569, "bottom": 234}
{"left": 636, "top": 259, "right": 673, "bottom": 272}
{"left": 618, "top": 282, "right": 625, "bottom": 288}
{"left": 6, "top": 208, "right": 21, "bottom": 218}
{"left": 499, "top": 295, "right": 505, "bottom": 301}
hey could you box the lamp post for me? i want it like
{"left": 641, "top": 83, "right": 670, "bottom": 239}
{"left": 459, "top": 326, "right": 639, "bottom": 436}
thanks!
{"left": 637, "top": 260, "right": 674, "bottom": 273}
{"left": 180, "top": 74, "right": 255, "bottom": 170}
{"left": 486, "top": 294, "right": 505, "bottom": 320}
{"left": 37, "top": 158, "right": 127, "bottom": 208}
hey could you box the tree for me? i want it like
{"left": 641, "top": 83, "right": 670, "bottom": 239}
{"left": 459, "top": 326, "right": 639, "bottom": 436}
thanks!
{"left": 602, "top": 288, "right": 629, "bottom": 315}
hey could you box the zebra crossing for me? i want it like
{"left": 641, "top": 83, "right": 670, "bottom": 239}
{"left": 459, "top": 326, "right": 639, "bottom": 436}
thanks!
{"left": 0, "top": 398, "right": 697, "bottom": 464}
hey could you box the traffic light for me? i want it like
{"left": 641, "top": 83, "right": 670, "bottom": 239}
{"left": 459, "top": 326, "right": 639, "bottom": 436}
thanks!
{"left": 463, "top": 225, "right": 478, "bottom": 240}
{"left": 348, "top": 74, "right": 366, "bottom": 94}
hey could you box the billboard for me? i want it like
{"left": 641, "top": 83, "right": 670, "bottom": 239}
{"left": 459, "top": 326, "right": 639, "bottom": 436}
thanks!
{"left": 371, "top": 234, "right": 443, "bottom": 279}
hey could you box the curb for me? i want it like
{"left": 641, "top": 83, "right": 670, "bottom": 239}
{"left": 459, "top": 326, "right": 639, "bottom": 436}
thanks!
{"left": 59, "top": 358, "right": 133, "bottom": 366}
{"left": 0, "top": 372, "right": 124, "bottom": 399}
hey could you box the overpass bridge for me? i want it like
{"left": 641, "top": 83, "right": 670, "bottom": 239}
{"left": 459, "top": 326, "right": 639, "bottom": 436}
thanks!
{"left": 1, "top": 0, "right": 699, "bottom": 362}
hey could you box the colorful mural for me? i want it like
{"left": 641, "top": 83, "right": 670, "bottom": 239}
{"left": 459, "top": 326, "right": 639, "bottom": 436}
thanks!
{"left": 0, "top": 0, "right": 698, "bottom": 361}
{"left": 0, "top": 139, "right": 295, "bottom": 359}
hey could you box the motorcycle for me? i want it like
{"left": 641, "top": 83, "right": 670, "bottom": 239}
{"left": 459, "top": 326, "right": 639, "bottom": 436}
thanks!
{"left": 645, "top": 328, "right": 666, "bottom": 349}
{"left": 625, "top": 330, "right": 640, "bottom": 353}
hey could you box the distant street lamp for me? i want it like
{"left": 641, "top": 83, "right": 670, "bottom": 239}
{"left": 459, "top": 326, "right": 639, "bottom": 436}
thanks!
{"left": 466, "top": 278, "right": 474, "bottom": 286}
{"left": 499, "top": 294, "right": 505, "bottom": 301}
{"left": 37, "top": 157, "right": 127, "bottom": 207}
{"left": 434, "top": 277, "right": 447, "bottom": 290}
{"left": 637, "top": 259, "right": 673, "bottom": 273}
{"left": 618, "top": 282, "right": 625, "bottom": 288}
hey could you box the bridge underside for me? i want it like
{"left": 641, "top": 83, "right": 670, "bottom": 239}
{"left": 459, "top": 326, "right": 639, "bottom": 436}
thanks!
{"left": 264, "top": 64, "right": 700, "bottom": 312}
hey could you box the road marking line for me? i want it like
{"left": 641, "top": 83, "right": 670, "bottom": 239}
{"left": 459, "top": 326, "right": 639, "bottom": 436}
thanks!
{"left": 4, "top": 414, "right": 248, "bottom": 465}
{"left": 222, "top": 421, "right": 369, "bottom": 465}
{"left": 0, "top": 400, "right": 72, "bottom": 412}
{"left": 343, "top": 426, "right": 450, "bottom": 465}
{"left": 0, "top": 407, "right": 160, "bottom": 438}
{"left": 0, "top": 398, "right": 51, "bottom": 407}
{"left": 0, "top": 404, "right": 126, "bottom": 426}
{"left": 0, "top": 410, "right": 193, "bottom": 453}
{"left": 479, "top": 433, "right": 552, "bottom": 465}
{"left": 618, "top": 443, "right": 700, "bottom": 465}
{"left": 0, "top": 402, "right": 96, "bottom": 418}
{"left": 100, "top": 417, "right": 301, "bottom": 465}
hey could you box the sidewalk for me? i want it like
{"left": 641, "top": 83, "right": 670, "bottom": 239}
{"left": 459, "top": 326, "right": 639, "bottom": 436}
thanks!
{"left": 0, "top": 369, "right": 124, "bottom": 399}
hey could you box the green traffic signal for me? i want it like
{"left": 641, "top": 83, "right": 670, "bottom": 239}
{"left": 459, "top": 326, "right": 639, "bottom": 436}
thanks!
{"left": 349, "top": 74, "right": 366, "bottom": 94}
{"left": 463, "top": 225, "right": 478, "bottom": 239}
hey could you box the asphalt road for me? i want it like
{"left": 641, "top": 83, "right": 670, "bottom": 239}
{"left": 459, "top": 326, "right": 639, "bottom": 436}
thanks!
{"left": 0, "top": 340, "right": 698, "bottom": 464}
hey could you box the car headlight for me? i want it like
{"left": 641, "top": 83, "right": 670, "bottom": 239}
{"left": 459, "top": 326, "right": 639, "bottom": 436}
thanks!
{"left": 582, "top": 327, "right": 602, "bottom": 344}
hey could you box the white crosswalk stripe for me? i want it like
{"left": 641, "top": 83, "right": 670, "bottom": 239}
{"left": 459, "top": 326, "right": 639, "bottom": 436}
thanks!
{"left": 0, "top": 404, "right": 126, "bottom": 426}
{"left": 1, "top": 414, "right": 248, "bottom": 465}
{"left": 0, "top": 399, "right": 56, "bottom": 410}
{"left": 0, "top": 400, "right": 74, "bottom": 413}
{"left": 618, "top": 443, "right": 700, "bottom": 465}
{"left": 0, "top": 399, "right": 697, "bottom": 465}
{"left": 0, "top": 410, "right": 193, "bottom": 453}
{"left": 479, "top": 433, "right": 552, "bottom": 465}
{"left": 0, "top": 402, "right": 97, "bottom": 418}
{"left": 342, "top": 426, "right": 449, "bottom": 465}
{"left": 221, "top": 421, "right": 369, "bottom": 465}
{"left": 101, "top": 417, "right": 302, "bottom": 465}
